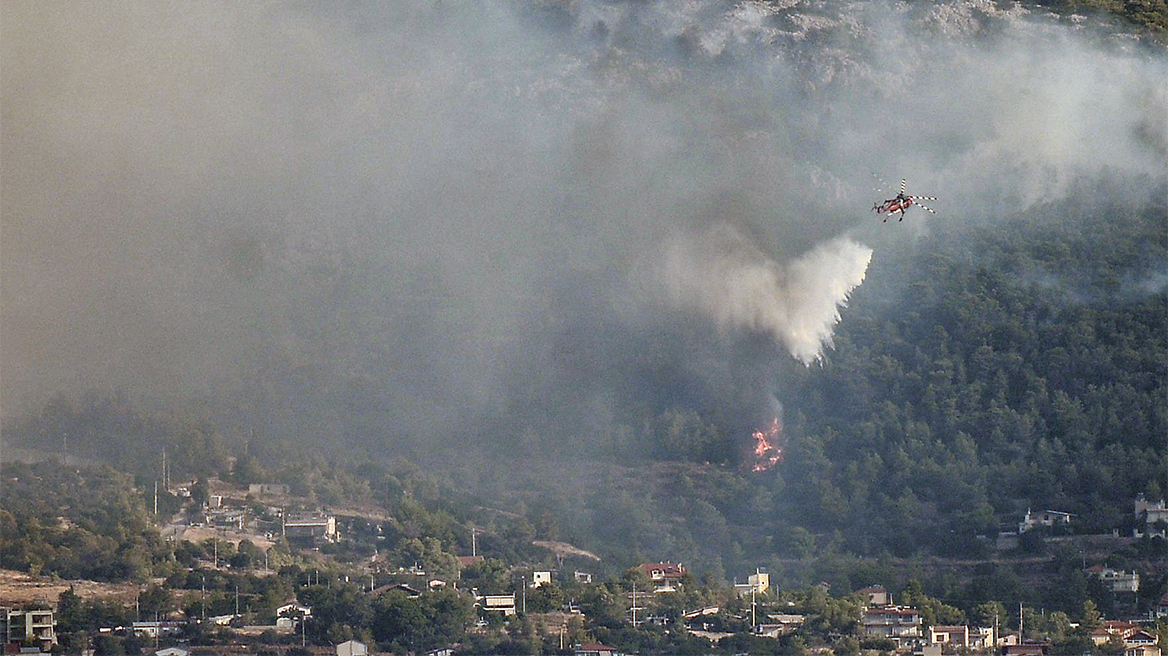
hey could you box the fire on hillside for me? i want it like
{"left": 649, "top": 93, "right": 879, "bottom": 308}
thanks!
{"left": 749, "top": 417, "right": 783, "bottom": 472}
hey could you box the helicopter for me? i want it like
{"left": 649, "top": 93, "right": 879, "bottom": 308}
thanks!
{"left": 872, "top": 178, "right": 937, "bottom": 222}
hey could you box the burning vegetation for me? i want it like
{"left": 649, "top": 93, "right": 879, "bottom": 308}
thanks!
{"left": 749, "top": 417, "right": 783, "bottom": 472}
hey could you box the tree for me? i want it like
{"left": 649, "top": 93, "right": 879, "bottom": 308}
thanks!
{"left": 1079, "top": 600, "right": 1102, "bottom": 633}
{"left": 971, "top": 601, "right": 1006, "bottom": 631}
{"left": 189, "top": 478, "right": 209, "bottom": 509}
{"left": 57, "top": 588, "right": 85, "bottom": 634}
{"left": 137, "top": 585, "right": 175, "bottom": 619}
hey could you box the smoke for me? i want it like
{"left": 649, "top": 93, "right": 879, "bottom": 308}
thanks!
{"left": 659, "top": 225, "right": 872, "bottom": 365}
{"left": 2, "top": 0, "right": 1164, "bottom": 456}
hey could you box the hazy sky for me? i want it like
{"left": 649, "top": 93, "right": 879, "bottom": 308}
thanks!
{"left": 3, "top": 1, "right": 1164, "bottom": 447}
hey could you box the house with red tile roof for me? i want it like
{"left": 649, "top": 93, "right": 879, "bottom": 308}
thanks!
{"left": 638, "top": 562, "right": 686, "bottom": 592}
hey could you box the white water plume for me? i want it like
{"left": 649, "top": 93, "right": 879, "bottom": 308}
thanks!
{"left": 660, "top": 225, "right": 872, "bottom": 365}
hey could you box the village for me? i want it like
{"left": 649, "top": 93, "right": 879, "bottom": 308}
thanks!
{"left": 3, "top": 477, "right": 1166, "bottom": 656}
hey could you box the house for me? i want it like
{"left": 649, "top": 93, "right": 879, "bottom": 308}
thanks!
{"left": 1091, "top": 628, "right": 1117, "bottom": 646}
{"left": 857, "top": 585, "right": 891, "bottom": 607}
{"left": 154, "top": 648, "right": 190, "bottom": 656}
{"left": 206, "top": 508, "right": 246, "bottom": 530}
{"left": 480, "top": 594, "right": 517, "bottom": 616}
{"left": 336, "top": 640, "right": 367, "bottom": 656}
{"left": 574, "top": 571, "right": 593, "bottom": 584}
{"left": 276, "top": 602, "right": 312, "bottom": 617}
{"left": 1124, "top": 631, "right": 1160, "bottom": 656}
{"left": 1086, "top": 566, "right": 1140, "bottom": 593}
{"left": 754, "top": 614, "right": 804, "bottom": 637}
{"left": 531, "top": 571, "right": 553, "bottom": 588}
{"left": 930, "top": 625, "right": 969, "bottom": 648}
{"left": 861, "top": 606, "right": 922, "bottom": 645}
{"left": 248, "top": 483, "right": 290, "bottom": 496}
{"left": 638, "top": 562, "right": 686, "bottom": 592}
{"left": 275, "top": 602, "right": 312, "bottom": 628}
{"left": 971, "top": 627, "right": 996, "bottom": 650}
{"left": 1091, "top": 621, "right": 1140, "bottom": 646}
{"left": 1, "top": 608, "right": 56, "bottom": 650}
{"left": 1156, "top": 592, "right": 1168, "bottom": 619}
{"left": 283, "top": 513, "right": 337, "bottom": 542}
{"left": 734, "top": 569, "right": 770, "bottom": 598}
{"left": 574, "top": 643, "right": 619, "bottom": 656}
{"left": 1134, "top": 495, "right": 1168, "bottom": 524}
{"left": 1018, "top": 509, "right": 1073, "bottom": 533}
{"left": 131, "top": 621, "right": 181, "bottom": 638}
{"left": 1103, "top": 621, "right": 1141, "bottom": 639}
{"left": 371, "top": 583, "right": 422, "bottom": 598}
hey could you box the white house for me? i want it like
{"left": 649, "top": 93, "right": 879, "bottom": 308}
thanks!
{"left": 1086, "top": 566, "right": 1140, "bottom": 593}
{"left": 480, "top": 594, "right": 517, "bottom": 615}
{"left": 131, "top": 621, "right": 181, "bottom": 638}
{"left": 1019, "top": 509, "right": 1073, "bottom": 533}
{"left": 248, "top": 483, "right": 290, "bottom": 496}
{"left": 1135, "top": 496, "right": 1168, "bottom": 525}
{"left": 276, "top": 602, "right": 312, "bottom": 628}
{"left": 337, "top": 640, "right": 367, "bottom": 656}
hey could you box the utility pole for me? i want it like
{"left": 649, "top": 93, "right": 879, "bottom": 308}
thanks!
{"left": 751, "top": 587, "right": 757, "bottom": 630}
{"left": 631, "top": 584, "right": 639, "bottom": 627}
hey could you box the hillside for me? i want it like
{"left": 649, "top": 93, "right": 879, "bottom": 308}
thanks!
{"left": 3, "top": 0, "right": 1165, "bottom": 596}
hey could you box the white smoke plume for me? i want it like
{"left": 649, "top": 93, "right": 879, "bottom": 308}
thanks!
{"left": 660, "top": 224, "right": 872, "bottom": 365}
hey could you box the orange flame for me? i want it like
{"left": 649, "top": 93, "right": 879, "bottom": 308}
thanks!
{"left": 750, "top": 417, "right": 783, "bottom": 472}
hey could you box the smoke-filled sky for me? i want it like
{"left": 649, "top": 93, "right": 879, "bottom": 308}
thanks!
{"left": 3, "top": 1, "right": 1165, "bottom": 449}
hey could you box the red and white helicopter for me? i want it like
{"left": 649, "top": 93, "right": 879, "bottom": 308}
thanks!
{"left": 872, "top": 178, "right": 937, "bottom": 222}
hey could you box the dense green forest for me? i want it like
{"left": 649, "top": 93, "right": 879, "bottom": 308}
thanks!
{"left": 0, "top": 463, "right": 172, "bottom": 582}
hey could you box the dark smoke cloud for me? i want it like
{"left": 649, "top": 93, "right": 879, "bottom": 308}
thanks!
{"left": 2, "top": 1, "right": 1164, "bottom": 452}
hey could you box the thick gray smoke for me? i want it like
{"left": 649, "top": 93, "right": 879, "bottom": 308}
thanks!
{"left": 2, "top": 1, "right": 1165, "bottom": 453}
